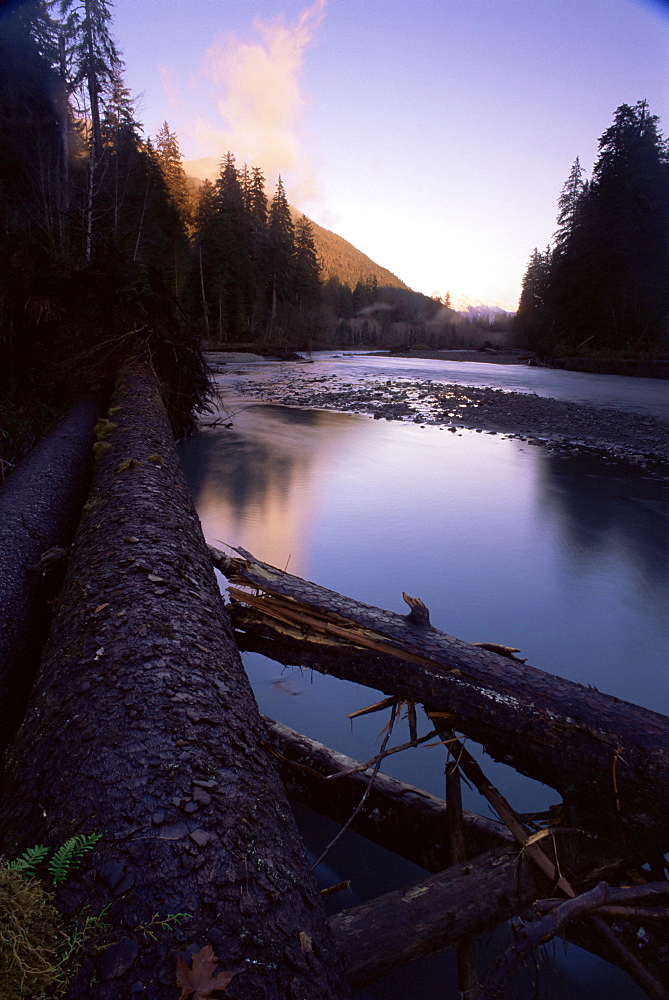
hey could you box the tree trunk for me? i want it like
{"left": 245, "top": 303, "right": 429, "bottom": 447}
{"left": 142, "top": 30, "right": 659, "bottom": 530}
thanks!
{"left": 0, "top": 362, "right": 350, "bottom": 1000}
{"left": 262, "top": 716, "right": 513, "bottom": 870}
{"left": 0, "top": 398, "right": 98, "bottom": 754}
{"left": 211, "top": 547, "right": 669, "bottom": 849}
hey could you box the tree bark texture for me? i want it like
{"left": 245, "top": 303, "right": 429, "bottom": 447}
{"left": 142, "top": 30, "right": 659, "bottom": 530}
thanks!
{"left": 211, "top": 548, "right": 669, "bottom": 848}
{"left": 262, "top": 716, "right": 513, "bottom": 870}
{"left": 0, "top": 363, "right": 350, "bottom": 1000}
{"left": 0, "top": 398, "right": 99, "bottom": 753}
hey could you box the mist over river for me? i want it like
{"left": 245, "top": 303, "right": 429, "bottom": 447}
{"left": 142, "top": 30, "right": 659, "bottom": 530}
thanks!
{"left": 179, "top": 355, "right": 668, "bottom": 999}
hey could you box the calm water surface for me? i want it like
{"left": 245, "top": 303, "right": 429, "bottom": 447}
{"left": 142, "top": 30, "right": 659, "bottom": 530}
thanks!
{"left": 179, "top": 361, "right": 667, "bottom": 999}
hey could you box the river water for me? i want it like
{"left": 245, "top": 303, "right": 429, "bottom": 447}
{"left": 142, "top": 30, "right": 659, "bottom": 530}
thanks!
{"left": 179, "top": 355, "right": 668, "bottom": 999}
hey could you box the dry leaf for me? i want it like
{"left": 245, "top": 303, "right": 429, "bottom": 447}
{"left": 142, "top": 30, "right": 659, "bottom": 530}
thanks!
{"left": 298, "top": 930, "right": 313, "bottom": 953}
{"left": 175, "top": 944, "right": 238, "bottom": 999}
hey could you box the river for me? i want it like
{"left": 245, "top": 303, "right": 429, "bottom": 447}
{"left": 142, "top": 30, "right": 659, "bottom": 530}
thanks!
{"left": 179, "top": 355, "right": 668, "bottom": 999}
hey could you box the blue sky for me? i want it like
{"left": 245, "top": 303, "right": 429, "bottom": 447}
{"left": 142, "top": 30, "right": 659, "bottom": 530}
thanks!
{"left": 112, "top": 0, "right": 668, "bottom": 308}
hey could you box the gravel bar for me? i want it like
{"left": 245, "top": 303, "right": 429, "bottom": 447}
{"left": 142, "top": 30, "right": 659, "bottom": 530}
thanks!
{"left": 220, "top": 365, "right": 669, "bottom": 476}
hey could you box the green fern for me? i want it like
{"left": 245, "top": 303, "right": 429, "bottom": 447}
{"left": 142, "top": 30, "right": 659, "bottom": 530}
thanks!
{"left": 47, "top": 834, "right": 102, "bottom": 886}
{"left": 7, "top": 844, "right": 50, "bottom": 876}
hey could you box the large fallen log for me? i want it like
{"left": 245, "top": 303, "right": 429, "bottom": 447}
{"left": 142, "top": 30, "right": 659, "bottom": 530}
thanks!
{"left": 0, "top": 362, "right": 350, "bottom": 1000}
{"left": 0, "top": 398, "right": 98, "bottom": 754}
{"left": 210, "top": 547, "right": 669, "bottom": 848}
{"left": 262, "top": 716, "right": 513, "bottom": 869}
{"left": 264, "top": 721, "right": 663, "bottom": 993}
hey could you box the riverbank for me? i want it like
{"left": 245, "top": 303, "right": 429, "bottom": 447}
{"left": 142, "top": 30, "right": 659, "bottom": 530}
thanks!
{"left": 220, "top": 360, "right": 669, "bottom": 475}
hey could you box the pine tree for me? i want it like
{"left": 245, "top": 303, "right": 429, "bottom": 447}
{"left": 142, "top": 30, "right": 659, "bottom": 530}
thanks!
{"left": 515, "top": 247, "right": 552, "bottom": 350}
{"left": 265, "top": 176, "right": 295, "bottom": 338}
{"left": 293, "top": 215, "right": 321, "bottom": 305}
{"left": 154, "top": 121, "right": 191, "bottom": 224}
{"left": 554, "top": 157, "right": 587, "bottom": 250}
{"left": 584, "top": 101, "right": 669, "bottom": 350}
{"left": 59, "top": 0, "right": 120, "bottom": 154}
{"left": 521, "top": 101, "right": 668, "bottom": 354}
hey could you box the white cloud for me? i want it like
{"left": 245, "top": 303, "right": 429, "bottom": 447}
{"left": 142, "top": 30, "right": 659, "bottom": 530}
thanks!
{"left": 179, "top": 0, "right": 325, "bottom": 203}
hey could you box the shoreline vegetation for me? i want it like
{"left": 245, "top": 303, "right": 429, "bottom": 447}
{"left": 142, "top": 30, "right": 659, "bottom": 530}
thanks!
{"left": 208, "top": 351, "right": 669, "bottom": 475}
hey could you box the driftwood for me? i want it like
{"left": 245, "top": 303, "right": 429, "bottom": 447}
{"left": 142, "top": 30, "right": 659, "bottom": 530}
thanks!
{"left": 210, "top": 546, "right": 669, "bottom": 848}
{"left": 479, "top": 883, "right": 669, "bottom": 1000}
{"left": 261, "top": 716, "right": 513, "bottom": 870}
{"left": 0, "top": 398, "right": 98, "bottom": 753}
{"left": 0, "top": 362, "right": 350, "bottom": 1000}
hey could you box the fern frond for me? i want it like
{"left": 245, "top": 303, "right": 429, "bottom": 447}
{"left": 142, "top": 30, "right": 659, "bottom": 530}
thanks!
{"left": 47, "top": 833, "right": 102, "bottom": 886}
{"left": 7, "top": 844, "right": 50, "bottom": 875}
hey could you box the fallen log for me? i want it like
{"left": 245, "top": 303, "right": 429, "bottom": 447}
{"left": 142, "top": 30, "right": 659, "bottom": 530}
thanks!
{"left": 262, "top": 716, "right": 513, "bottom": 870}
{"left": 210, "top": 547, "right": 669, "bottom": 848}
{"left": 0, "top": 398, "right": 99, "bottom": 754}
{"left": 329, "top": 834, "right": 627, "bottom": 991}
{"left": 0, "top": 361, "right": 350, "bottom": 1000}
{"left": 265, "top": 718, "right": 664, "bottom": 992}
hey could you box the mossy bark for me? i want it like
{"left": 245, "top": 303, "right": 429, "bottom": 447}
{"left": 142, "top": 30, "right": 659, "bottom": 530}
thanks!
{"left": 0, "top": 361, "right": 350, "bottom": 1000}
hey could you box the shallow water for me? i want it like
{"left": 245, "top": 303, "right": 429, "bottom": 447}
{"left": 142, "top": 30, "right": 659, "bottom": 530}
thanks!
{"left": 307, "top": 350, "right": 669, "bottom": 416}
{"left": 179, "top": 371, "right": 667, "bottom": 999}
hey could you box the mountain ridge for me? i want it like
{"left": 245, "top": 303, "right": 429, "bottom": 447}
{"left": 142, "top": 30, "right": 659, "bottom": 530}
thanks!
{"left": 185, "top": 169, "right": 514, "bottom": 314}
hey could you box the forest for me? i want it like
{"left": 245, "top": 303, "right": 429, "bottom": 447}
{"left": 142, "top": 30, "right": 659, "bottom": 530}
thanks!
{"left": 515, "top": 99, "right": 669, "bottom": 360}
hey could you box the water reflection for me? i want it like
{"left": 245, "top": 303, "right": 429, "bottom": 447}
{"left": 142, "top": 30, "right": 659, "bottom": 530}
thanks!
{"left": 181, "top": 403, "right": 668, "bottom": 713}
{"left": 179, "top": 404, "right": 373, "bottom": 574}
{"left": 179, "top": 401, "right": 662, "bottom": 999}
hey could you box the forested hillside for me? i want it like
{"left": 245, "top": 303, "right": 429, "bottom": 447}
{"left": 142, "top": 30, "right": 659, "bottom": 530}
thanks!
{"left": 295, "top": 212, "right": 408, "bottom": 291}
{"left": 516, "top": 100, "right": 669, "bottom": 359}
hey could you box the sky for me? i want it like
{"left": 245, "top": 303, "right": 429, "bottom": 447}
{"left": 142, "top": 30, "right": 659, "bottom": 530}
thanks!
{"left": 111, "top": 0, "right": 668, "bottom": 310}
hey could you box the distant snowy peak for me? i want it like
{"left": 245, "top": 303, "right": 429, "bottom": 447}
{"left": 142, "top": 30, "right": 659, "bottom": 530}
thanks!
{"left": 446, "top": 293, "right": 517, "bottom": 318}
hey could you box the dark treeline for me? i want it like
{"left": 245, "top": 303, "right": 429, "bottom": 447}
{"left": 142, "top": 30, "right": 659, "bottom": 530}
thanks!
{"left": 516, "top": 100, "right": 669, "bottom": 358}
{"left": 0, "top": 0, "right": 206, "bottom": 463}
{"left": 188, "top": 157, "right": 504, "bottom": 352}
{"left": 190, "top": 158, "right": 324, "bottom": 348}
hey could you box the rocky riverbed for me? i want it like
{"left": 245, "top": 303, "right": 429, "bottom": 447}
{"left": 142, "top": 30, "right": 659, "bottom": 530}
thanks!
{"left": 215, "top": 359, "right": 669, "bottom": 476}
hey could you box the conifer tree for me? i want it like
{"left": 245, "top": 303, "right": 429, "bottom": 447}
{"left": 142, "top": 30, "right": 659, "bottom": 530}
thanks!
{"left": 583, "top": 101, "right": 669, "bottom": 350}
{"left": 515, "top": 247, "right": 552, "bottom": 350}
{"left": 265, "top": 176, "right": 295, "bottom": 338}
{"left": 59, "top": 0, "right": 120, "bottom": 155}
{"left": 519, "top": 101, "right": 668, "bottom": 354}
{"left": 154, "top": 121, "right": 191, "bottom": 224}
{"left": 293, "top": 214, "right": 321, "bottom": 305}
{"left": 554, "top": 157, "right": 587, "bottom": 250}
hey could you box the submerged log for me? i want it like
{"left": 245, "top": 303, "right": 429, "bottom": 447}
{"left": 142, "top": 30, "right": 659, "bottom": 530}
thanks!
{"left": 0, "top": 362, "right": 350, "bottom": 1000}
{"left": 211, "top": 547, "right": 669, "bottom": 847}
{"left": 262, "top": 716, "right": 513, "bottom": 870}
{"left": 0, "top": 398, "right": 99, "bottom": 754}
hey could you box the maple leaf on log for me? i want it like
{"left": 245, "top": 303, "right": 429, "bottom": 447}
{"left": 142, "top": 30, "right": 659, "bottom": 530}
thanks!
{"left": 176, "top": 944, "right": 238, "bottom": 999}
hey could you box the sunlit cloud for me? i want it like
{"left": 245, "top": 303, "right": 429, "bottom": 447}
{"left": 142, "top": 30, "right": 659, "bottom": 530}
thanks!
{"left": 158, "top": 66, "right": 181, "bottom": 111}
{"left": 181, "top": 0, "right": 325, "bottom": 204}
